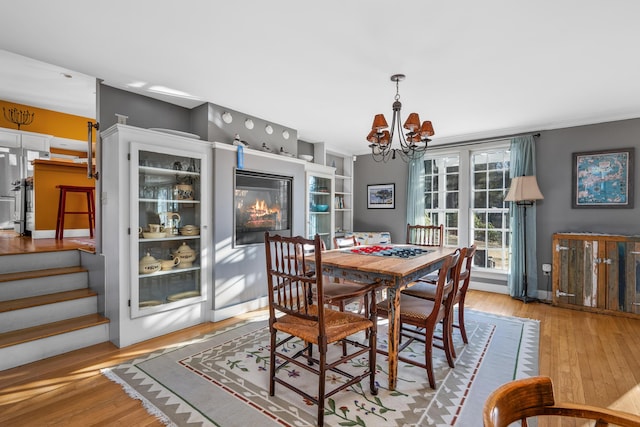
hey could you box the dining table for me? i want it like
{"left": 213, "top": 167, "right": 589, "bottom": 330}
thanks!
{"left": 310, "top": 244, "right": 457, "bottom": 391}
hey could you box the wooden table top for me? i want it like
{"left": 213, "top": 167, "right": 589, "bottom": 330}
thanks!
{"left": 320, "top": 245, "right": 456, "bottom": 278}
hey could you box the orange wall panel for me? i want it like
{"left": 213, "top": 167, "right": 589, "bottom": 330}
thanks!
{"left": 33, "top": 160, "right": 95, "bottom": 231}
{"left": 0, "top": 100, "right": 95, "bottom": 141}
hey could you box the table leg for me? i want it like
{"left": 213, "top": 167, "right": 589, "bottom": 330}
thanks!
{"left": 387, "top": 285, "right": 401, "bottom": 390}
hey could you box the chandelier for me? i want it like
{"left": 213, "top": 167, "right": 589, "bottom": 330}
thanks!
{"left": 3, "top": 107, "right": 35, "bottom": 130}
{"left": 366, "top": 74, "right": 434, "bottom": 162}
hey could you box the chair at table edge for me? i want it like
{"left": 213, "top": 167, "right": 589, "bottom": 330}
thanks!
{"left": 265, "top": 232, "right": 379, "bottom": 426}
{"left": 402, "top": 245, "right": 477, "bottom": 349}
{"left": 376, "top": 250, "right": 461, "bottom": 389}
{"left": 333, "top": 235, "right": 359, "bottom": 249}
{"left": 406, "top": 223, "right": 444, "bottom": 247}
{"left": 483, "top": 376, "right": 640, "bottom": 427}
{"left": 303, "top": 238, "right": 372, "bottom": 322}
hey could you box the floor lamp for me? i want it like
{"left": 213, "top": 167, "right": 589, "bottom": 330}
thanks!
{"left": 505, "top": 175, "right": 544, "bottom": 303}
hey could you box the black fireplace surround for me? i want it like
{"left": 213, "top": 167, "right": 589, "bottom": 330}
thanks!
{"left": 234, "top": 169, "right": 292, "bottom": 246}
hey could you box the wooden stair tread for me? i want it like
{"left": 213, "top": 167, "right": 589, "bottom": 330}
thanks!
{"left": 0, "top": 266, "right": 87, "bottom": 283}
{"left": 0, "top": 313, "right": 109, "bottom": 349}
{"left": 0, "top": 289, "right": 97, "bottom": 313}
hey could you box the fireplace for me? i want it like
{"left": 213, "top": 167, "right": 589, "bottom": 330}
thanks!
{"left": 234, "top": 169, "right": 292, "bottom": 246}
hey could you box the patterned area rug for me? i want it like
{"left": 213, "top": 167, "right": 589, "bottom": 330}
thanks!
{"left": 102, "top": 310, "right": 538, "bottom": 426}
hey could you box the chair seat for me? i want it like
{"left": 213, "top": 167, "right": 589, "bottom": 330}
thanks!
{"left": 324, "top": 281, "right": 372, "bottom": 301}
{"left": 377, "top": 293, "right": 447, "bottom": 322}
{"left": 274, "top": 304, "right": 372, "bottom": 344}
{"left": 402, "top": 281, "right": 438, "bottom": 299}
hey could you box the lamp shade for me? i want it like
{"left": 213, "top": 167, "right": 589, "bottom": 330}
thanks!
{"left": 378, "top": 130, "right": 391, "bottom": 145}
{"left": 403, "top": 113, "right": 421, "bottom": 131}
{"left": 505, "top": 175, "right": 544, "bottom": 202}
{"left": 371, "top": 114, "right": 389, "bottom": 131}
{"left": 420, "top": 120, "right": 435, "bottom": 137}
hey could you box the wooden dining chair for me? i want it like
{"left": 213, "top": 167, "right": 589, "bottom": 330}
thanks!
{"left": 406, "top": 223, "right": 444, "bottom": 247}
{"left": 376, "top": 250, "right": 461, "bottom": 389}
{"left": 483, "top": 376, "right": 640, "bottom": 427}
{"left": 264, "top": 232, "right": 379, "bottom": 426}
{"left": 403, "top": 245, "right": 477, "bottom": 348}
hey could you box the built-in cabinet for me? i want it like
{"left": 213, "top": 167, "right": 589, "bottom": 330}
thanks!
{"left": 101, "top": 125, "right": 212, "bottom": 347}
{"left": 305, "top": 162, "right": 334, "bottom": 249}
{"left": 131, "top": 143, "right": 205, "bottom": 318}
{"left": 552, "top": 232, "right": 640, "bottom": 318}
{"left": 326, "top": 151, "right": 353, "bottom": 239}
{"left": 309, "top": 142, "right": 354, "bottom": 247}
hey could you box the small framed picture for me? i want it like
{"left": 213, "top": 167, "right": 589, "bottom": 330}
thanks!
{"left": 572, "top": 147, "right": 634, "bottom": 208}
{"left": 367, "top": 183, "right": 395, "bottom": 209}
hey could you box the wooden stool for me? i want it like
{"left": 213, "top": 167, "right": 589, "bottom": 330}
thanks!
{"left": 55, "top": 185, "right": 95, "bottom": 240}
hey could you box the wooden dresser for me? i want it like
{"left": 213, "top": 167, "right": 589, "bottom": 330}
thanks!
{"left": 552, "top": 232, "right": 640, "bottom": 318}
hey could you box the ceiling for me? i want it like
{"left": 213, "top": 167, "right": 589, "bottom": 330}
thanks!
{"left": 2, "top": 1, "right": 640, "bottom": 156}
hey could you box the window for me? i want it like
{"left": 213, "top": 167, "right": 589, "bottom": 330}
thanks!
{"left": 423, "top": 143, "right": 511, "bottom": 273}
{"left": 471, "top": 151, "right": 511, "bottom": 271}
{"left": 424, "top": 155, "right": 460, "bottom": 246}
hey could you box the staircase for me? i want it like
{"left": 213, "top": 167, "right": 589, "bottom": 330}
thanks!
{"left": 0, "top": 250, "right": 109, "bottom": 371}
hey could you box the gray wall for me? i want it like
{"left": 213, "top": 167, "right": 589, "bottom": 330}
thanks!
{"left": 99, "top": 84, "right": 194, "bottom": 132}
{"left": 353, "top": 118, "right": 640, "bottom": 293}
{"left": 536, "top": 118, "right": 640, "bottom": 290}
{"left": 212, "top": 148, "right": 306, "bottom": 311}
{"left": 353, "top": 155, "right": 409, "bottom": 243}
{"left": 206, "top": 103, "right": 297, "bottom": 154}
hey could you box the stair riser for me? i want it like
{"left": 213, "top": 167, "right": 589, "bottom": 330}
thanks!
{"left": 0, "top": 323, "right": 109, "bottom": 371}
{"left": 0, "top": 297, "right": 97, "bottom": 333}
{"left": 0, "top": 251, "right": 80, "bottom": 274}
{"left": 0, "top": 272, "right": 88, "bottom": 301}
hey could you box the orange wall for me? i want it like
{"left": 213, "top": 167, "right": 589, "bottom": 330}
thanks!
{"left": 0, "top": 100, "right": 96, "bottom": 141}
{"left": 33, "top": 160, "right": 95, "bottom": 231}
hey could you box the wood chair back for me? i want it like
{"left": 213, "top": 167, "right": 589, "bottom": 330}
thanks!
{"left": 406, "top": 223, "right": 444, "bottom": 247}
{"left": 483, "top": 376, "right": 640, "bottom": 427}
{"left": 264, "top": 232, "right": 379, "bottom": 425}
{"left": 265, "top": 232, "right": 323, "bottom": 321}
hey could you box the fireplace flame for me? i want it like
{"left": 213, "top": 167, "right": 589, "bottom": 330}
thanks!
{"left": 249, "top": 199, "right": 281, "bottom": 221}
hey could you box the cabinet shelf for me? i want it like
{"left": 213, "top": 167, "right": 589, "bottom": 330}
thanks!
{"left": 138, "top": 264, "right": 201, "bottom": 279}
{"left": 139, "top": 235, "right": 200, "bottom": 242}
{"left": 139, "top": 165, "right": 200, "bottom": 177}
{"left": 139, "top": 198, "right": 201, "bottom": 204}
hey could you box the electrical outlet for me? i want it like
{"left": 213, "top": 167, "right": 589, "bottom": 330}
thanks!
{"left": 542, "top": 263, "right": 552, "bottom": 276}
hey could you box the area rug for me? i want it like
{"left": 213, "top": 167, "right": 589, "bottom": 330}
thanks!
{"left": 102, "top": 310, "right": 539, "bottom": 426}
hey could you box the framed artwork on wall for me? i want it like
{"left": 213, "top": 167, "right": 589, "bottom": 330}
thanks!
{"left": 367, "top": 183, "right": 395, "bottom": 209}
{"left": 572, "top": 147, "right": 634, "bottom": 208}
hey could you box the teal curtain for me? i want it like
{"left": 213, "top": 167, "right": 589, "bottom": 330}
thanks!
{"left": 508, "top": 136, "right": 538, "bottom": 298}
{"left": 406, "top": 158, "right": 426, "bottom": 226}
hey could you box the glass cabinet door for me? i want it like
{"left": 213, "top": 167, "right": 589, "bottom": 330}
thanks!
{"left": 307, "top": 172, "right": 333, "bottom": 249}
{"left": 130, "top": 143, "right": 204, "bottom": 317}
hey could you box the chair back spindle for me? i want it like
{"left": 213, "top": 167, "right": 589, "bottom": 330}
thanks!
{"left": 406, "top": 223, "right": 444, "bottom": 247}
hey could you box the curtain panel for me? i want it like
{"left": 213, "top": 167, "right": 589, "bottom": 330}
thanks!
{"left": 406, "top": 158, "right": 426, "bottom": 226}
{"left": 508, "top": 136, "right": 538, "bottom": 298}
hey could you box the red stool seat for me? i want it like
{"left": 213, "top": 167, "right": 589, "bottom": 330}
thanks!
{"left": 55, "top": 185, "right": 95, "bottom": 240}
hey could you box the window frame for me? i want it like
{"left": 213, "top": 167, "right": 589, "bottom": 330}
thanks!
{"left": 423, "top": 140, "right": 511, "bottom": 277}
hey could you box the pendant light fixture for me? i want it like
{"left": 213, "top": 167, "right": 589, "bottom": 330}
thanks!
{"left": 367, "top": 74, "right": 434, "bottom": 162}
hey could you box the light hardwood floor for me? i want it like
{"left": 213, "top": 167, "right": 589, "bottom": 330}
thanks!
{"left": 1, "top": 290, "right": 639, "bottom": 426}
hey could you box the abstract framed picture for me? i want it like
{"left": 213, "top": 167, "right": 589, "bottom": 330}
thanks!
{"left": 367, "top": 183, "right": 395, "bottom": 209}
{"left": 572, "top": 147, "right": 634, "bottom": 208}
